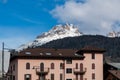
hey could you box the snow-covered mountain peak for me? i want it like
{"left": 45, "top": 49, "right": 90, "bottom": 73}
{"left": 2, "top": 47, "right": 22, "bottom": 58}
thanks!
{"left": 37, "top": 23, "right": 80, "bottom": 39}
{"left": 17, "top": 24, "right": 83, "bottom": 51}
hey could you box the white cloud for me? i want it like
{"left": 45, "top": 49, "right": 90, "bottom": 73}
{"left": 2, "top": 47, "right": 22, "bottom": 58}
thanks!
{"left": 50, "top": 0, "right": 120, "bottom": 35}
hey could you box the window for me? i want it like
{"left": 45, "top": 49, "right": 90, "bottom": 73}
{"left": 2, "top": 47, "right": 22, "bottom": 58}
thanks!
{"left": 51, "top": 74, "right": 54, "bottom": 80}
{"left": 66, "top": 59, "right": 72, "bottom": 64}
{"left": 92, "top": 53, "right": 95, "bottom": 59}
{"left": 85, "top": 78, "right": 87, "bottom": 80}
{"left": 40, "top": 63, "right": 44, "bottom": 71}
{"left": 80, "top": 75, "right": 83, "bottom": 80}
{"left": 80, "top": 63, "right": 83, "bottom": 71}
{"left": 51, "top": 63, "right": 54, "bottom": 69}
{"left": 76, "top": 63, "right": 78, "bottom": 69}
{"left": 46, "top": 53, "right": 51, "bottom": 55}
{"left": 66, "top": 68, "right": 72, "bottom": 73}
{"left": 25, "top": 52, "right": 31, "bottom": 55}
{"left": 66, "top": 79, "right": 72, "bottom": 80}
{"left": 92, "top": 73, "right": 95, "bottom": 79}
{"left": 76, "top": 75, "right": 78, "bottom": 80}
{"left": 60, "top": 74, "right": 63, "bottom": 80}
{"left": 13, "top": 64, "right": 15, "bottom": 71}
{"left": 11, "top": 66, "right": 12, "bottom": 73}
{"left": 13, "top": 76, "right": 15, "bottom": 80}
{"left": 26, "top": 63, "right": 30, "bottom": 69}
{"left": 92, "top": 63, "right": 95, "bottom": 69}
{"left": 60, "top": 63, "right": 64, "bottom": 69}
{"left": 10, "top": 75, "right": 12, "bottom": 80}
{"left": 24, "top": 74, "right": 31, "bottom": 80}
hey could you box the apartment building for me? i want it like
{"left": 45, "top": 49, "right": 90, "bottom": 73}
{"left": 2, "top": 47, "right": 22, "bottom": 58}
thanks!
{"left": 6, "top": 46, "right": 105, "bottom": 80}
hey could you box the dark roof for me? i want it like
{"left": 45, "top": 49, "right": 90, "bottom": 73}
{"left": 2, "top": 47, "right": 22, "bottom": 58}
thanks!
{"left": 10, "top": 48, "right": 84, "bottom": 61}
{"left": 19, "top": 48, "right": 81, "bottom": 57}
{"left": 108, "top": 70, "right": 120, "bottom": 79}
{"left": 10, "top": 47, "right": 105, "bottom": 61}
{"left": 77, "top": 46, "right": 106, "bottom": 53}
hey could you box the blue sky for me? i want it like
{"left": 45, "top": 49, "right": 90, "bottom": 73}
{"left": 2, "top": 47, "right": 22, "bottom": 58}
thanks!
{"left": 0, "top": 0, "right": 120, "bottom": 49}
{"left": 0, "top": 0, "right": 65, "bottom": 49}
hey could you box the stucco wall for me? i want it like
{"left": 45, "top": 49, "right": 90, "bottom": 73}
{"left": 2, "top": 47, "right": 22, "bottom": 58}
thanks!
{"left": 84, "top": 53, "right": 103, "bottom": 80}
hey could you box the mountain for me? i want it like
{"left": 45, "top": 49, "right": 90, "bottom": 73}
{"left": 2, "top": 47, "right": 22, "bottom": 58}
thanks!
{"left": 17, "top": 23, "right": 83, "bottom": 51}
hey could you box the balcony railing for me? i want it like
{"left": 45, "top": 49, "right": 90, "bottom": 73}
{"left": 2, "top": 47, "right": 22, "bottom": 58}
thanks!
{"left": 73, "top": 68, "right": 87, "bottom": 75}
{"left": 36, "top": 68, "right": 49, "bottom": 75}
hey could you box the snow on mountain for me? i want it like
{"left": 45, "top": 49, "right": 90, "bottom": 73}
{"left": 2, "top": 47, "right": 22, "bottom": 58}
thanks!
{"left": 107, "top": 31, "right": 120, "bottom": 38}
{"left": 17, "top": 23, "right": 83, "bottom": 51}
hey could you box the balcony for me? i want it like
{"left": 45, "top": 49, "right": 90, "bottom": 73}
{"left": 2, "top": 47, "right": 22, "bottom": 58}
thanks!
{"left": 36, "top": 68, "right": 49, "bottom": 75}
{"left": 73, "top": 68, "right": 86, "bottom": 75}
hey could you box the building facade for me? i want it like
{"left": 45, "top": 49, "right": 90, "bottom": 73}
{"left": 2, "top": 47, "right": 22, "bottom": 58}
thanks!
{"left": 6, "top": 46, "right": 105, "bottom": 80}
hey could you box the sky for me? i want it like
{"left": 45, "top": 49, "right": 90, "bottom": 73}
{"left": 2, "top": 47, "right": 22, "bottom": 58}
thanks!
{"left": 0, "top": 0, "right": 120, "bottom": 49}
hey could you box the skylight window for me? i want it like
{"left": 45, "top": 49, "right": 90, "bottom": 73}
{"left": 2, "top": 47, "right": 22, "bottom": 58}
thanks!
{"left": 75, "top": 53, "right": 82, "bottom": 56}
{"left": 40, "top": 53, "right": 43, "bottom": 55}
{"left": 46, "top": 53, "right": 51, "bottom": 55}
{"left": 59, "top": 53, "right": 62, "bottom": 56}
{"left": 75, "top": 53, "right": 78, "bottom": 56}
{"left": 25, "top": 52, "right": 31, "bottom": 54}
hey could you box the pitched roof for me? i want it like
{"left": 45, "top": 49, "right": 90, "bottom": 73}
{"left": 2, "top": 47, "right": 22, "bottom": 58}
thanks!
{"left": 10, "top": 48, "right": 84, "bottom": 61}
{"left": 19, "top": 48, "right": 78, "bottom": 57}
{"left": 108, "top": 70, "right": 120, "bottom": 79}
{"left": 77, "top": 46, "right": 105, "bottom": 53}
{"left": 10, "top": 46, "right": 105, "bottom": 61}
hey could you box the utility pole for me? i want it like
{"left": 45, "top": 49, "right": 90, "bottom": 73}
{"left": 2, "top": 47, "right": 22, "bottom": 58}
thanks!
{"left": 2, "top": 42, "right": 4, "bottom": 80}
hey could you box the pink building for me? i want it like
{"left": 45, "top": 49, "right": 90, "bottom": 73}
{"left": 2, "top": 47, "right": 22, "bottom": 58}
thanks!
{"left": 6, "top": 46, "right": 105, "bottom": 80}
